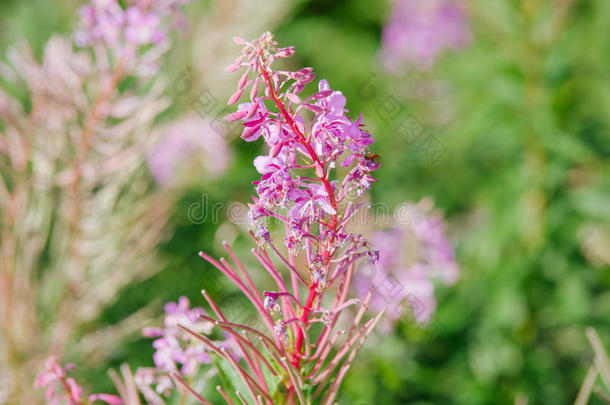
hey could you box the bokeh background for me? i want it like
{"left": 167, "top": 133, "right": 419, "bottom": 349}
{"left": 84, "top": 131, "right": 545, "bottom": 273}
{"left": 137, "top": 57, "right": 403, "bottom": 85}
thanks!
{"left": 1, "top": 0, "right": 609, "bottom": 404}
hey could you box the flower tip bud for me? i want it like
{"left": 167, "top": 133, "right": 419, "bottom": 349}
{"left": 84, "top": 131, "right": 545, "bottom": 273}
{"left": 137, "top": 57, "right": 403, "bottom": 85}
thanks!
{"left": 227, "top": 88, "right": 244, "bottom": 105}
{"left": 224, "top": 110, "right": 248, "bottom": 122}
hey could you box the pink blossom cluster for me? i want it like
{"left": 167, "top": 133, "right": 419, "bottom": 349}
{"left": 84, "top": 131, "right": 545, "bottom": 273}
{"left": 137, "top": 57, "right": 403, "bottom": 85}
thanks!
{"left": 75, "top": 0, "right": 191, "bottom": 51}
{"left": 139, "top": 296, "right": 225, "bottom": 395}
{"left": 225, "top": 32, "right": 379, "bottom": 267}
{"left": 35, "top": 309, "right": 231, "bottom": 405}
{"left": 34, "top": 356, "right": 122, "bottom": 405}
{"left": 146, "top": 117, "right": 232, "bottom": 186}
{"left": 354, "top": 202, "right": 459, "bottom": 326}
{"left": 382, "top": 0, "right": 471, "bottom": 71}
{"left": 411, "top": 207, "right": 459, "bottom": 285}
{"left": 222, "top": 33, "right": 383, "bottom": 367}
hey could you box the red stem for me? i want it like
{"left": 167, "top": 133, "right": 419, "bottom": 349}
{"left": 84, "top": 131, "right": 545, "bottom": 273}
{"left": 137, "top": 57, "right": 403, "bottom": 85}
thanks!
{"left": 292, "top": 282, "right": 318, "bottom": 366}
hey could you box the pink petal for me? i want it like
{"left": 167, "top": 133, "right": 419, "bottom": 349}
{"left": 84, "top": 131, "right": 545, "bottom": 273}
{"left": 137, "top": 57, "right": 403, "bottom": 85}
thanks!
{"left": 312, "top": 90, "right": 334, "bottom": 99}
{"left": 270, "top": 142, "right": 284, "bottom": 158}
{"left": 241, "top": 125, "right": 262, "bottom": 142}
{"left": 246, "top": 101, "right": 258, "bottom": 119}
{"left": 243, "top": 116, "right": 265, "bottom": 127}
{"left": 286, "top": 93, "right": 301, "bottom": 104}
{"left": 276, "top": 46, "right": 295, "bottom": 58}
{"left": 303, "top": 103, "right": 322, "bottom": 114}
{"left": 253, "top": 156, "right": 274, "bottom": 174}
{"left": 318, "top": 79, "right": 330, "bottom": 91}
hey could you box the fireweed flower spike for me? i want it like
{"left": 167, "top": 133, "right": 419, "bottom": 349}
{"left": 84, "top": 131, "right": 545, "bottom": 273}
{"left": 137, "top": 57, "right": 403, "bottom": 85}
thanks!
{"left": 7, "top": 0, "right": 194, "bottom": 402}
{"left": 173, "top": 32, "right": 384, "bottom": 404}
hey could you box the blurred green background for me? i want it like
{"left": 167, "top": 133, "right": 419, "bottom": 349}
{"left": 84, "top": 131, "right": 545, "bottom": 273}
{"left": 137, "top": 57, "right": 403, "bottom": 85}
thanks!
{"left": 2, "top": 0, "right": 609, "bottom": 404}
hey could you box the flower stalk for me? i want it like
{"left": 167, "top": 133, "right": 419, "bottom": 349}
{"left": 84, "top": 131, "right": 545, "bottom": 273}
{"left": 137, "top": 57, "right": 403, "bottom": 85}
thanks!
{"left": 181, "top": 31, "right": 383, "bottom": 403}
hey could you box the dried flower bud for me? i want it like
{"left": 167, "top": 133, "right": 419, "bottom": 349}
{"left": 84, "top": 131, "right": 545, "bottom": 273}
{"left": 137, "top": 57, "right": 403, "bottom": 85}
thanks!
{"left": 264, "top": 294, "right": 281, "bottom": 314}
{"left": 227, "top": 88, "right": 244, "bottom": 105}
{"left": 274, "top": 319, "right": 288, "bottom": 341}
{"left": 312, "top": 268, "right": 326, "bottom": 291}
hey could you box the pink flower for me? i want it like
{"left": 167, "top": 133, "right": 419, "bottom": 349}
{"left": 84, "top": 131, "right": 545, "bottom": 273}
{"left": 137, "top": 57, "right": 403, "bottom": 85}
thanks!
{"left": 75, "top": 0, "right": 192, "bottom": 54}
{"left": 382, "top": 0, "right": 471, "bottom": 71}
{"left": 223, "top": 33, "right": 378, "bottom": 257}
{"left": 75, "top": 0, "right": 124, "bottom": 47}
{"left": 34, "top": 356, "right": 81, "bottom": 404}
{"left": 354, "top": 202, "right": 459, "bottom": 328}
{"left": 35, "top": 356, "right": 123, "bottom": 405}
{"left": 141, "top": 296, "right": 230, "bottom": 395}
{"left": 146, "top": 117, "right": 232, "bottom": 186}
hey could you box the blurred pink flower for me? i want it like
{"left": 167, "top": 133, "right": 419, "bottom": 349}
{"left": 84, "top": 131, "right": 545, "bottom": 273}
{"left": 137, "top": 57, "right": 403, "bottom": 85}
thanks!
{"left": 354, "top": 202, "right": 458, "bottom": 327}
{"left": 124, "top": 7, "right": 164, "bottom": 45}
{"left": 140, "top": 296, "right": 231, "bottom": 395}
{"left": 35, "top": 356, "right": 122, "bottom": 405}
{"left": 34, "top": 356, "right": 81, "bottom": 404}
{"left": 382, "top": 0, "right": 471, "bottom": 72}
{"left": 146, "top": 117, "right": 232, "bottom": 186}
{"left": 75, "top": 0, "right": 191, "bottom": 53}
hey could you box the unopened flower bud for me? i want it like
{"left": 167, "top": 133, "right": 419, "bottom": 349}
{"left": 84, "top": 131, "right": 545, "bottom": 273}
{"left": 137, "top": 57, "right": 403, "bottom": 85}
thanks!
{"left": 264, "top": 295, "right": 281, "bottom": 314}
